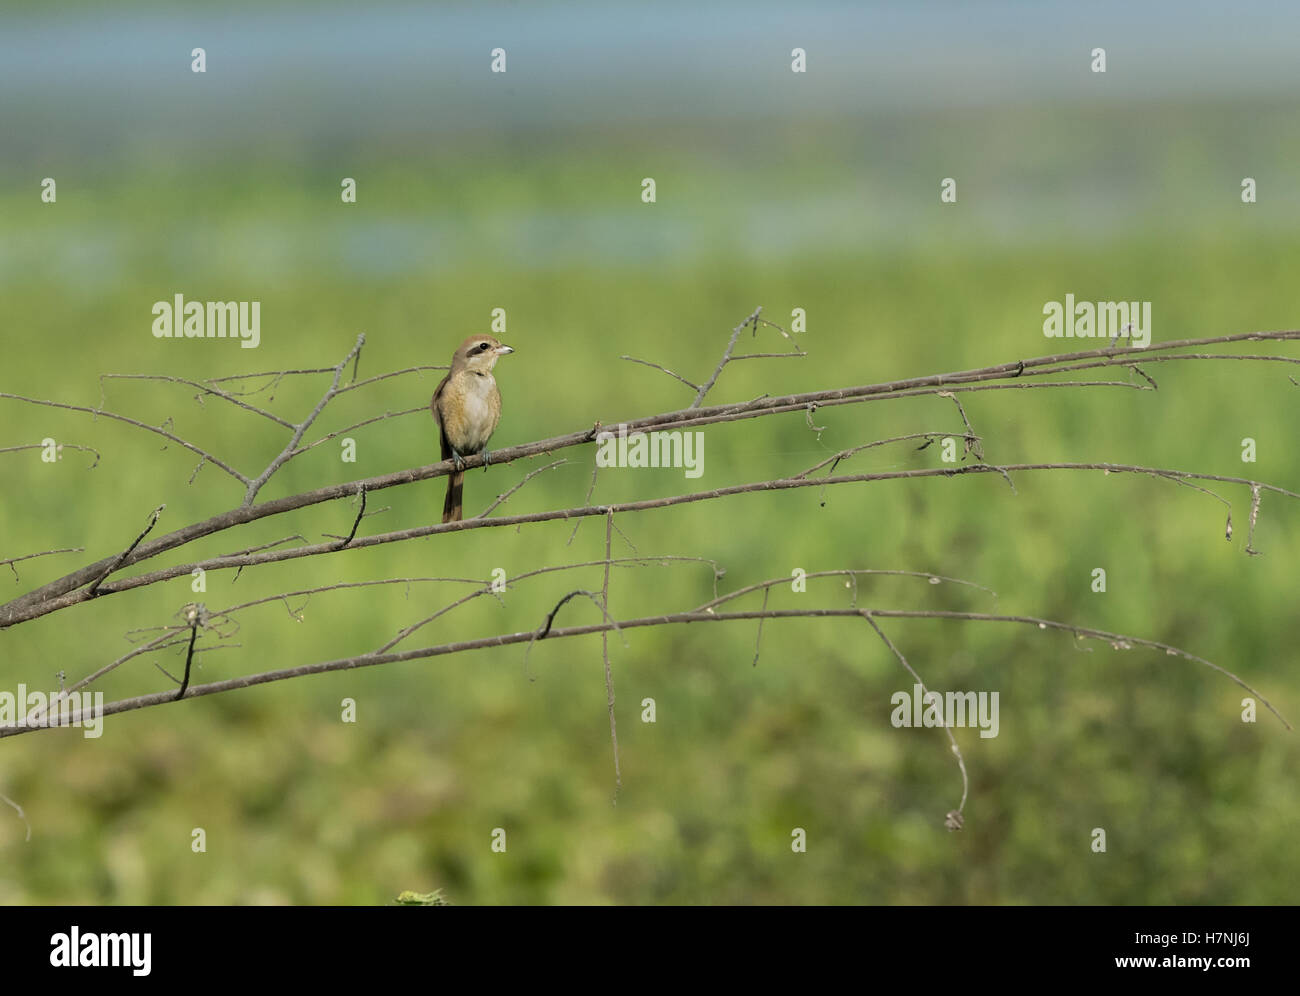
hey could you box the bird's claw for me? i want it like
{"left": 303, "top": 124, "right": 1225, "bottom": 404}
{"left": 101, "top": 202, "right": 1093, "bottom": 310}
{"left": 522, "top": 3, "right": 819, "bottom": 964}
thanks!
{"left": 451, "top": 450, "right": 466, "bottom": 472}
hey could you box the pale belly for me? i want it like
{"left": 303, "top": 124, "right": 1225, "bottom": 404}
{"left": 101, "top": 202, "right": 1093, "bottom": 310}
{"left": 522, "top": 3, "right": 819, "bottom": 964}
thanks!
{"left": 449, "top": 376, "right": 500, "bottom": 454}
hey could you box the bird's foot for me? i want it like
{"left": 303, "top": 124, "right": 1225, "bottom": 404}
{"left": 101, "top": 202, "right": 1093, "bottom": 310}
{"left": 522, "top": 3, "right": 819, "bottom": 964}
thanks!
{"left": 451, "top": 450, "right": 466, "bottom": 472}
{"left": 482, "top": 447, "right": 491, "bottom": 471}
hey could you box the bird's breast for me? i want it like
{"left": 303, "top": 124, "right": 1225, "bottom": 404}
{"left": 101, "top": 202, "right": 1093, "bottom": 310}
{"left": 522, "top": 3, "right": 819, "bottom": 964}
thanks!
{"left": 443, "top": 374, "right": 501, "bottom": 454}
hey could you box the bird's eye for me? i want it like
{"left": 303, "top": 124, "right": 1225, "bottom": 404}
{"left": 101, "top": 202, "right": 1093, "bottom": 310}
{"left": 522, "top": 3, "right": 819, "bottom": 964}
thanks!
{"left": 477, "top": 342, "right": 490, "bottom": 352}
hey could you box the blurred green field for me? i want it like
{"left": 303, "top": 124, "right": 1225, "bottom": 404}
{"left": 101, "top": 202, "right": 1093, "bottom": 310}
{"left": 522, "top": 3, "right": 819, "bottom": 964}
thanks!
{"left": 2, "top": 6, "right": 1299, "bottom": 903}
{"left": 3, "top": 200, "right": 1297, "bottom": 903}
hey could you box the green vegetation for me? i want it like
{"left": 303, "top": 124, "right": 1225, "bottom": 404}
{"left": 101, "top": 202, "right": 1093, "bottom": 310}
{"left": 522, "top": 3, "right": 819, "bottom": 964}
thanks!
{"left": 2, "top": 72, "right": 1298, "bottom": 905}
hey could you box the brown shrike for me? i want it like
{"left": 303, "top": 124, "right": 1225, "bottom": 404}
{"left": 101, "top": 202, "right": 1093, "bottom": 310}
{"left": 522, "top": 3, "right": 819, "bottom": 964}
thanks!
{"left": 431, "top": 335, "right": 513, "bottom": 522}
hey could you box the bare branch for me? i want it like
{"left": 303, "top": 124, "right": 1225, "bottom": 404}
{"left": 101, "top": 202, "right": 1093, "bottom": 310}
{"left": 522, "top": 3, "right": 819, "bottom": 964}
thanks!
{"left": 624, "top": 307, "right": 802, "bottom": 402}
{"left": 223, "top": 535, "right": 308, "bottom": 559}
{"left": 3, "top": 330, "right": 1298, "bottom": 629}
{"left": 99, "top": 373, "right": 294, "bottom": 428}
{"left": 939, "top": 391, "right": 983, "bottom": 460}
{"left": 729, "top": 351, "right": 807, "bottom": 361}
{"left": 620, "top": 356, "right": 700, "bottom": 391}
{"left": 241, "top": 334, "right": 366, "bottom": 505}
{"left": 205, "top": 367, "right": 335, "bottom": 392}
{"left": 7, "top": 459, "right": 1297, "bottom": 630}
{"left": 474, "top": 460, "right": 566, "bottom": 519}
{"left": 0, "top": 392, "right": 248, "bottom": 484}
{"left": 0, "top": 442, "right": 100, "bottom": 468}
{"left": 371, "top": 556, "right": 719, "bottom": 656}
{"left": 692, "top": 306, "right": 762, "bottom": 407}
{"left": 334, "top": 365, "right": 446, "bottom": 396}
{"left": 3, "top": 604, "right": 1286, "bottom": 739}
{"left": 1127, "top": 365, "right": 1159, "bottom": 390}
{"left": 795, "top": 431, "right": 977, "bottom": 479}
{"left": 695, "top": 568, "right": 998, "bottom": 613}
{"left": 289, "top": 406, "right": 426, "bottom": 458}
{"left": 44, "top": 630, "right": 182, "bottom": 710}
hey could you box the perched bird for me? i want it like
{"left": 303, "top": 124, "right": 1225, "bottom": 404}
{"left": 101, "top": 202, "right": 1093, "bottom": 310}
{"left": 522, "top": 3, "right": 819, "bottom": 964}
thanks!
{"left": 431, "top": 335, "right": 513, "bottom": 522}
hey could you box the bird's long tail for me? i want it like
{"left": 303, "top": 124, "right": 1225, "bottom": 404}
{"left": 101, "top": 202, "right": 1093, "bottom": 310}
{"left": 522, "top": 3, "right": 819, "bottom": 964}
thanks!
{"left": 442, "top": 470, "right": 465, "bottom": 523}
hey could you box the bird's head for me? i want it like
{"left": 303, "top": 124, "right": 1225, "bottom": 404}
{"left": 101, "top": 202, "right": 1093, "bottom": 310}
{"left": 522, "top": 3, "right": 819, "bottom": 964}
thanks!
{"left": 452, "top": 335, "right": 514, "bottom": 374}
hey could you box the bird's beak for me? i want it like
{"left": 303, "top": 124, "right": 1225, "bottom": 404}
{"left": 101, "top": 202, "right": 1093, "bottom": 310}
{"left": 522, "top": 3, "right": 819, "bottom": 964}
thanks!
{"left": 495, "top": 344, "right": 514, "bottom": 355}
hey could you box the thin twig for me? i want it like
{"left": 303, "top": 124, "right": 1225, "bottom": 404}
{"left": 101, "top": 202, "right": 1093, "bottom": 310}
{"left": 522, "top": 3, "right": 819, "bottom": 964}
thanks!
{"left": 474, "top": 460, "right": 565, "bottom": 519}
{"left": 692, "top": 306, "right": 762, "bottom": 407}
{"left": 695, "top": 568, "right": 998, "bottom": 613}
{"left": 939, "top": 391, "right": 983, "bottom": 460}
{"left": 0, "top": 442, "right": 101, "bottom": 468}
{"left": 86, "top": 505, "right": 165, "bottom": 597}
{"left": 241, "top": 334, "right": 366, "bottom": 505}
{"left": 795, "top": 431, "right": 979, "bottom": 479}
{"left": 0, "top": 393, "right": 248, "bottom": 484}
{"left": 1245, "top": 485, "right": 1263, "bottom": 556}
{"left": 335, "top": 486, "right": 367, "bottom": 549}
{"left": 206, "top": 366, "right": 335, "bottom": 389}
{"left": 291, "top": 406, "right": 427, "bottom": 457}
{"left": 334, "top": 365, "right": 446, "bottom": 396}
{"left": 2, "top": 547, "right": 85, "bottom": 582}
{"left": 176, "top": 614, "right": 199, "bottom": 700}
{"left": 39, "top": 630, "right": 183, "bottom": 712}
{"left": 620, "top": 356, "right": 700, "bottom": 391}
{"left": 601, "top": 510, "right": 622, "bottom": 797}
{"left": 566, "top": 462, "right": 601, "bottom": 545}
{"left": 373, "top": 556, "right": 722, "bottom": 655}
{"left": 223, "top": 535, "right": 309, "bottom": 558}
{"left": 99, "top": 373, "right": 294, "bottom": 428}
{"left": 729, "top": 352, "right": 807, "bottom": 361}
{"left": 861, "top": 611, "right": 969, "bottom": 830}
{"left": 752, "top": 588, "right": 769, "bottom": 666}
{"left": 1, "top": 790, "right": 31, "bottom": 842}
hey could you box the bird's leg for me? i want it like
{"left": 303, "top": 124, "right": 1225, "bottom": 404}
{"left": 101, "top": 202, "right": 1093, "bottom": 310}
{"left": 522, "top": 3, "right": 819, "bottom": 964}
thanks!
{"left": 482, "top": 446, "right": 491, "bottom": 471}
{"left": 451, "top": 449, "right": 466, "bottom": 472}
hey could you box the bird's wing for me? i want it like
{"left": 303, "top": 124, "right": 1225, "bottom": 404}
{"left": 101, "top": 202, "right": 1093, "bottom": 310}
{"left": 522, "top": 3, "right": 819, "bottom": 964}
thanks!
{"left": 431, "top": 373, "right": 453, "bottom": 460}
